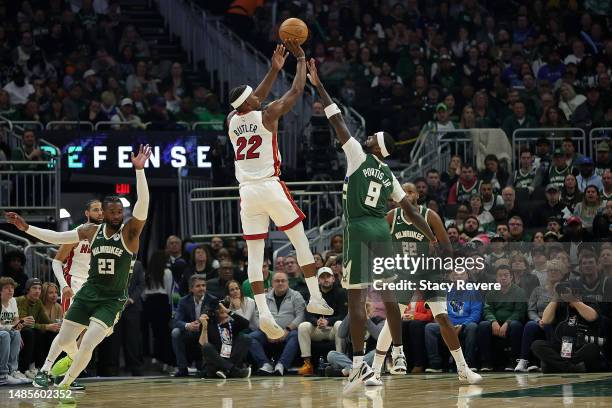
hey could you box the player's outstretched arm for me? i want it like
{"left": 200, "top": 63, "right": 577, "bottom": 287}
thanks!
{"left": 426, "top": 209, "right": 453, "bottom": 256}
{"left": 306, "top": 59, "right": 351, "bottom": 145}
{"left": 262, "top": 39, "right": 306, "bottom": 124}
{"left": 4, "top": 212, "right": 92, "bottom": 244}
{"left": 123, "top": 144, "right": 151, "bottom": 253}
{"left": 397, "top": 197, "right": 436, "bottom": 243}
{"left": 52, "top": 243, "right": 77, "bottom": 295}
{"left": 253, "top": 44, "right": 289, "bottom": 101}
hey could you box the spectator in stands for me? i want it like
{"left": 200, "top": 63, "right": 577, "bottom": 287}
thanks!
{"left": 469, "top": 194, "right": 494, "bottom": 232}
{"left": 206, "top": 261, "right": 235, "bottom": 300}
{"left": 446, "top": 225, "right": 460, "bottom": 245}
{"left": 558, "top": 83, "right": 586, "bottom": 122}
{"left": 479, "top": 181, "right": 504, "bottom": 212}
{"left": 242, "top": 259, "right": 271, "bottom": 299}
{"left": 110, "top": 98, "right": 143, "bottom": 129}
{"left": 10, "top": 130, "right": 50, "bottom": 170}
{"left": 477, "top": 264, "right": 527, "bottom": 371}
{"left": 3, "top": 69, "right": 34, "bottom": 105}
{"left": 171, "top": 274, "right": 218, "bottom": 377}
{"left": 395, "top": 295, "right": 431, "bottom": 375}
{"left": 531, "top": 280, "right": 600, "bottom": 373}
{"left": 533, "top": 184, "right": 565, "bottom": 227}
{"left": 323, "top": 234, "right": 343, "bottom": 260}
{"left": 63, "top": 83, "right": 87, "bottom": 121}
{"left": 126, "top": 61, "right": 159, "bottom": 95}
{"left": 515, "top": 259, "right": 566, "bottom": 372}
{"left": 142, "top": 251, "right": 173, "bottom": 370}
{"left": 0, "top": 277, "right": 29, "bottom": 385}
{"left": 592, "top": 200, "right": 612, "bottom": 240}
{"left": 461, "top": 216, "right": 481, "bottom": 241}
{"left": 16, "top": 278, "right": 59, "bottom": 377}
{"left": 572, "top": 85, "right": 604, "bottom": 130}
{"left": 448, "top": 163, "right": 479, "bottom": 205}
{"left": 595, "top": 144, "right": 611, "bottom": 177}
{"left": 501, "top": 99, "right": 537, "bottom": 140}
{"left": 414, "top": 177, "right": 432, "bottom": 205}
{"left": 249, "top": 271, "right": 304, "bottom": 376}
{"left": 198, "top": 300, "right": 251, "bottom": 379}
{"left": 501, "top": 187, "right": 526, "bottom": 220}
{"left": 425, "top": 169, "right": 448, "bottom": 208}
{"left": 510, "top": 254, "right": 540, "bottom": 299}
{"left": 144, "top": 96, "right": 177, "bottom": 130}
{"left": 165, "top": 235, "right": 188, "bottom": 291}
{"left": 508, "top": 215, "right": 530, "bottom": 243}
{"left": 562, "top": 137, "right": 584, "bottom": 168}
{"left": 40, "top": 283, "right": 62, "bottom": 322}
{"left": 599, "top": 247, "right": 612, "bottom": 279}
{"left": 510, "top": 148, "right": 537, "bottom": 194}
{"left": 425, "top": 270, "right": 482, "bottom": 373}
{"left": 329, "top": 255, "right": 343, "bottom": 284}
{"left": 479, "top": 154, "right": 509, "bottom": 193}
{"left": 313, "top": 253, "right": 324, "bottom": 270}
{"left": 1, "top": 251, "right": 28, "bottom": 297}
{"left": 283, "top": 255, "right": 309, "bottom": 302}
{"left": 537, "top": 48, "right": 565, "bottom": 85}
{"left": 561, "top": 174, "right": 583, "bottom": 213}
{"left": 531, "top": 247, "right": 550, "bottom": 286}
{"left": 118, "top": 25, "right": 150, "bottom": 58}
{"left": 573, "top": 185, "right": 604, "bottom": 230}
{"left": 181, "top": 245, "right": 216, "bottom": 295}
{"left": 161, "top": 62, "right": 191, "bottom": 99}
{"left": 297, "top": 267, "right": 347, "bottom": 375}
{"left": 576, "top": 157, "right": 604, "bottom": 192}
{"left": 227, "top": 280, "right": 257, "bottom": 331}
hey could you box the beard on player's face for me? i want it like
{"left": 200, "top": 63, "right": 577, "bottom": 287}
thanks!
{"left": 105, "top": 218, "right": 123, "bottom": 230}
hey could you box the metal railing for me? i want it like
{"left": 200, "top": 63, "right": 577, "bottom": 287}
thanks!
{"left": 0, "top": 230, "right": 31, "bottom": 266}
{"left": 46, "top": 121, "right": 94, "bottom": 130}
{"left": 186, "top": 181, "right": 343, "bottom": 239}
{"left": 177, "top": 166, "right": 214, "bottom": 238}
{"left": 0, "top": 161, "right": 61, "bottom": 225}
{"left": 512, "top": 128, "right": 586, "bottom": 169}
{"left": 24, "top": 244, "right": 58, "bottom": 282}
{"left": 272, "top": 226, "right": 319, "bottom": 263}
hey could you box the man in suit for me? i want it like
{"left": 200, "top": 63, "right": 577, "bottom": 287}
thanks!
{"left": 171, "top": 274, "right": 218, "bottom": 377}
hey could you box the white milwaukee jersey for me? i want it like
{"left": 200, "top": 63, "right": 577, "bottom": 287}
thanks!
{"left": 64, "top": 234, "right": 92, "bottom": 280}
{"left": 228, "top": 110, "right": 280, "bottom": 184}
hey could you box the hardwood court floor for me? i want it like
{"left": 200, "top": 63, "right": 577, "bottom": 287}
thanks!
{"left": 3, "top": 372, "right": 612, "bottom": 407}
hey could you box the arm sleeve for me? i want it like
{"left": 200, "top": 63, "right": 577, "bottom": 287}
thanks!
{"left": 52, "top": 259, "right": 69, "bottom": 292}
{"left": 26, "top": 226, "right": 80, "bottom": 245}
{"left": 390, "top": 174, "right": 407, "bottom": 203}
{"left": 132, "top": 169, "right": 149, "bottom": 220}
{"left": 342, "top": 137, "right": 367, "bottom": 176}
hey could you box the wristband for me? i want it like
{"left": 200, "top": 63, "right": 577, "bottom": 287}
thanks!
{"left": 324, "top": 103, "right": 341, "bottom": 119}
{"left": 297, "top": 56, "right": 305, "bottom": 60}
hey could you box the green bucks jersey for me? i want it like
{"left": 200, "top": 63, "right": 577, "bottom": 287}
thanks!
{"left": 513, "top": 168, "right": 536, "bottom": 189}
{"left": 548, "top": 165, "right": 572, "bottom": 189}
{"left": 342, "top": 138, "right": 404, "bottom": 220}
{"left": 390, "top": 206, "right": 431, "bottom": 257}
{"left": 89, "top": 224, "right": 136, "bottom": 299}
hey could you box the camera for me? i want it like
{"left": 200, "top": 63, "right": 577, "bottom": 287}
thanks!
{"left": 558, "top": 315, "right": 606, "bottom": 348}
{"left": 555, "top": 281, "right": 581, "bottom": 298}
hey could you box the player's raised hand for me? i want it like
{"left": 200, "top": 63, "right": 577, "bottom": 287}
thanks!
{"left": 4, "top": 212, "right": 28, "bottom": 231}
{"left": 271, "top": 43, "right": 289, "bottom": 71}
{"left": 306, "top": 58, "right": 321, "bottom": 87}
{"left": 131, "top": 144, "right": 152, "bottom": 170}
{"left": 283, "top": 38, "right": 305, "bottom": 59}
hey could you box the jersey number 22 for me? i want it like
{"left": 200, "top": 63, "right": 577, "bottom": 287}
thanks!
{"left": 235, "top": 135, "right": 262, "bottom": 160}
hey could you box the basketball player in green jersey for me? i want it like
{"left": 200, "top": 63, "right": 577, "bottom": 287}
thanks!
{"left": 306, "top": 60, "right": 436, "bottom": 394}
{"left": 6, "top": 144, "right": 151, "bottom": 395}
{"left": 367, "top": 183, "right": 482, "bottom": 386}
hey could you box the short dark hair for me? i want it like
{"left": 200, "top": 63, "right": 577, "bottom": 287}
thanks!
{"left": 229, "top": 85, "right": 248, "bottom": 108}
{"left": 461, "top": 163, "right": 474, "bottom": 170}
{"left": 102, "top": 196, "right": 122, "bottom": 209}
{"left": 519, "top": 147, "right": 532, "bottom": 155}
{"left": 85, "top": 199, "right": 101, "bottom": 211}
{"left": 414, "top": 176, "right": 427, "bottom": 184}
{"left": 426, "top": 169, "right": 439, "bottom": 176}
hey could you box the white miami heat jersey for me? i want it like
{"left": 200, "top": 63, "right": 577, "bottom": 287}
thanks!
{"left": 228, "top": 110, "right": 280, "bottom": 184}
{"left": 64, "top": 234, "right": 92, "bottom": 280}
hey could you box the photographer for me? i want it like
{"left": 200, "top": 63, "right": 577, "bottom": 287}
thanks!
{"left": 198, "top": 300, "right": 251, "bottom": 379}
{"left": 531, "top": 280, "right": 601, "bottom": 373}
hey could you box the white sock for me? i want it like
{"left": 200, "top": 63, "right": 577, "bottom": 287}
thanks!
{"left": 392, "top": 345, "right": 403, "bottom": 357}
{"left": 305, "top": 276, "right": 322, "bottom": 299}
{"left": 352, "top": 355, "right": 363, "bottom": 369}
{"left": 59, "top": 374, "right": 77, "bottom": 387}
{"left": 42, "top": 359, "right": 54, "bottom": 373}
{"left": 254, "top": 293, "right": 271, "bottom": 316}
{"left": 372, "top": 353, "right": 385, "bottom": 375}
{"left": 450, "top": 347, "right": 467, "bottom": 371}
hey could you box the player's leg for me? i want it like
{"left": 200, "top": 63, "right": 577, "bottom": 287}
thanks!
{"left": 368, "top": 298, "right": 406, "bottom": 385}
{"left": 344, "top": 288, "right": 374, "bottom": 394}
{"left": 58, "top": 320, "right": 108, "bottom": 388}
{"left": 52, "top": 278, "right": 86, "bottom": 377}
{"left": 269, "top": 181, "right": 332, "bottom": 315}
{"left": 283, "top": 222, "right": 332, "bottom": 315}
{"left": 427, "top": 301, "right": 482, "bottom": 384}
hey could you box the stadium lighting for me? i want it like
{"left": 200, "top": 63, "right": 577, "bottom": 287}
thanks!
{"left": 119, "top": 197, "right": 131, "bottom": 208}
{"left": 60, "top": 208, "right": 71, "bottom": 219}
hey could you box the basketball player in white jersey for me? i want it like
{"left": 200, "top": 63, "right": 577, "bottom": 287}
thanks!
{"left": 227, "top": 39, "right": 332, "bottom": 339}
{"left": 52, "top": 199, "right": 104, "bottom": 311}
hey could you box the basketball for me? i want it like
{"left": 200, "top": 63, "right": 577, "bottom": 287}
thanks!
{"left": 279, "top": 18, "right": 308, "bottom": 45}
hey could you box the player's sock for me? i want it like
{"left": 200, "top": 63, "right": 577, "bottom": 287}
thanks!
{"left": 450, "top": 347, "right": 467, "bottom": 372}
{"left": 305, "top": 276, "right": 322, "bottom": 298}
{"left": 62, "top": 321, "right": 107, "bottom": 385}
{"left": 59, "top": 374, "right": 77, "bottom": 388}
{"left": 372, "top": 353, "right": 385, "bottom": 375}
{"left": 254, "top": 293, "right": 272, "bottom": 315}
{"left": 352, "top": 353, "right": 364, "bottom": 368}
{"left": 64, "top": 341, "right": 79, "bottom": 360}
{"left": 392, "top": 345, "right": 403, "bottom": 357}
{"left": 42, "top": 321, "right": 82, "bottom": 373}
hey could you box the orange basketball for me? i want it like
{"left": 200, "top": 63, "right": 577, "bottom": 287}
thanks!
{"left": 279, "top": 18, "right": 308, "bottom": 45}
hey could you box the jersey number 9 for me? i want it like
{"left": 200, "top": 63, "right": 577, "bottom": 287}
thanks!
{"left": 364, "top": 181, "right": 382, "bottom": 207}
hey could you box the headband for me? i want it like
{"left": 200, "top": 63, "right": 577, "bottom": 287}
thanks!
{"left": 376, "top": 131, "right": 390, "bottom": 158}
{"left": 230, "top": 85, "right": 253, "bottom": 109}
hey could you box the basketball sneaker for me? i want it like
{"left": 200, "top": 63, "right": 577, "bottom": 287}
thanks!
{"left": 458, "top": 366, "right": 483, "bottom": 384}
{"left": 51, "top": 356, "right": 73, "bottom": 377}
{"left": 306, "top": 296, "right": 334, "bottom": 315}
{"left": 364, "top": 373, "right": 383, "bottom": 387}
{"left": 343, "top": 361, "right": 374, "bottom": 395}
{"left": 32, "top": 371, "right": 52, "bottom": 388}
{"left": 259, "top": 314, "right": 285, "bottom": 339}
{"left": 514, "top": 359, "right": 529, "bottom": 373}
{"left": 389, "top": 353, "right": 407, "bottom": 375}
{"left": 54, "top": 376, "right": 86, "bottom": 390}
